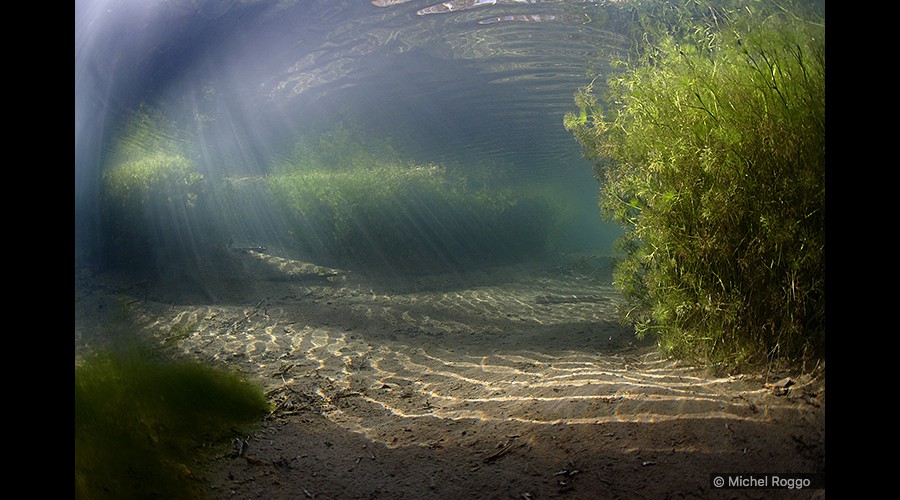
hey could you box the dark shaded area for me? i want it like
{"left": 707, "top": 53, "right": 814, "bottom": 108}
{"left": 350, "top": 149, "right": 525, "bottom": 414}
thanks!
{"left": 202, "top": 409, "right": 824, "bottom": 499}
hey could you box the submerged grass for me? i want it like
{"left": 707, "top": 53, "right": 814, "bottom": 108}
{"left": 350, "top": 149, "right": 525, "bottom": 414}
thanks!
{"left": 269, "top": 158, "right": 558, "bottom": 274}
{"left": 98, "top": 106, "right": 229, "bottom": 279}
{"left": 566, "top": 1, "right": 825, "bottom": 370}
{"left": 75, "top": 347, "right": 270, "bottom": 499}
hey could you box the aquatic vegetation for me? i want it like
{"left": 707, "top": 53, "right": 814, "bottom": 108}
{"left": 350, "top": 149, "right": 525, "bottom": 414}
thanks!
{"left": 75, "top": 346, "right": 270, "bottom": 499}
{"left": 98, "top": 106, "right": 228, "bottom": 278}
{"left": 270, "top": 161, "right": 556, "bottom": 274}
{"left": 565, "top": 1, "right": 825, "bottom": 369}
{"left": 269, "top": 128, "right": 558, "bottom": 274}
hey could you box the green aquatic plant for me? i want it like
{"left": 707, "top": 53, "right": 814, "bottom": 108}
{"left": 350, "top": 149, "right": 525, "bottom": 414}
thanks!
{"left": 565, "top": 2, "right": 825, "bottom": 369}
{"left": 276, "top": 121, "right": 401, "bottom": 174}
{"left": 75, "top": 346, "right": 270, "bottom": 499}
{"left": 99, "top": 105, "right": 228, "bottom": 278}
{"left": 269, "top": 128, "right": 559, "bottom": 274}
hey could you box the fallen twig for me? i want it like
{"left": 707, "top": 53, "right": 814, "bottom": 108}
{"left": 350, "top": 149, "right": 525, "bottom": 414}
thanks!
{"left": 483, "top": 440, "right": 517, "bottom": 463}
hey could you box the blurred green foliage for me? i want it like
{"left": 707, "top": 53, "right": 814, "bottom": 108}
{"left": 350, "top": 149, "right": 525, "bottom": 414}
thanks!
{"left": 75, "top": 347, "right": 269, "bottom": 499}
{"left": 269, "top": 126, "right": 558, "bottom": 274}
{"left": 99, "top": 105, "right": 227, "bottom": 278}
{"left": 565, "top": 1, "right": 825, "bottom": 369}
{"left": 279, "top": 122, "right": 401, "bottom": 174}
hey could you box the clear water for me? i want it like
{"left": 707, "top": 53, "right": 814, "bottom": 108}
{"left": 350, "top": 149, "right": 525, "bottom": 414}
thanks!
{"left": 75, "top": 0, "right": 630, "bottom": 275}
{"left": 74, "top": 6, "right": 826, "bottom": 496}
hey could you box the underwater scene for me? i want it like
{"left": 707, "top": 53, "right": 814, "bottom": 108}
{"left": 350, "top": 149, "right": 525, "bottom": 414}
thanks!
{"left": 75, "top": 0, "right": 826, "bottom": 497}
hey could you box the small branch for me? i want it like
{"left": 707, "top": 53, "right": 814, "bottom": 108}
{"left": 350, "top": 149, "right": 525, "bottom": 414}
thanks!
{"left": 483, "top": 440, "right": 518, "bottom": 463}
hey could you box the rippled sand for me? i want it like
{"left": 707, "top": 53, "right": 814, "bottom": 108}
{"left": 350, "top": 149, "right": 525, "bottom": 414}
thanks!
{"left": 75, "top": 252, "right": 825, "bottom": 498}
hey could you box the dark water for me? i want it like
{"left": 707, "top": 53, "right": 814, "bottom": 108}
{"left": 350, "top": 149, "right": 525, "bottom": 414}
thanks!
{"left": 75, "top": 0, "right": 632, "bottom": 276}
